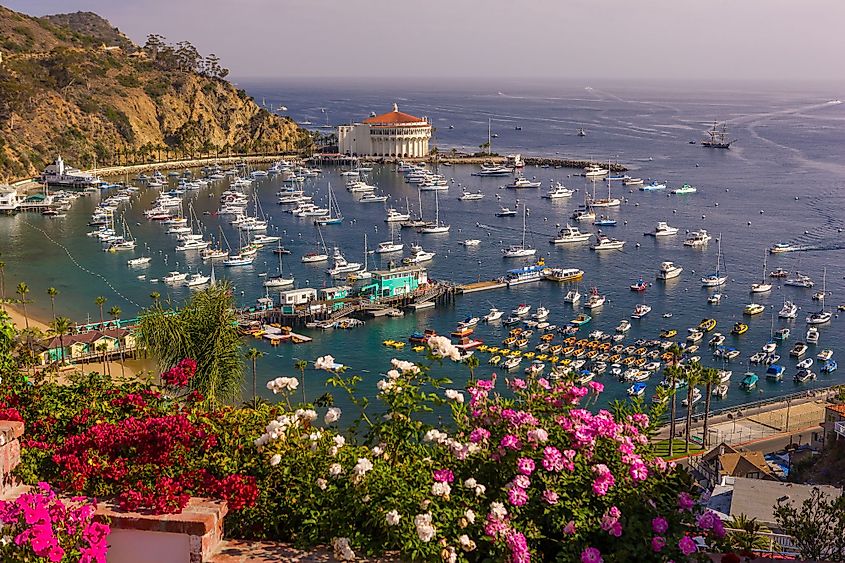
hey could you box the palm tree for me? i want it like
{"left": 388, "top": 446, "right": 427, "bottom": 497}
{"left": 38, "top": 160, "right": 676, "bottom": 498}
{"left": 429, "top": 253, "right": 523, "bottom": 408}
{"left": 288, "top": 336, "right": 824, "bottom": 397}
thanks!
{"left": 95, "top": 342, "right": 109, "bottom": 376}
{"left": 666, "top": 343, "right": 683, "bottom": 457}
{"left": 48, "top": 316, "right": 73, "bottom": 365}
{"left": 15, "top": 282, "right": 29, "bottom": 331}
{"left": 150, "top": 292, "right": 161, "bottom": 306}
{"left": 684, "top": 362, "right": 703, "bottom": 454}
{"left": 295, "top": 359, "right": 308, "bottom": 404}
{"left": 95, "top": 296, "right": 107, "bottom": 329}
{"left": 47, "top": 287, "right": 58, "bottom": 320}
{"left": 726, "top": 514, "right": 773, "bottom": 553}
{"left": 109, "top": 306, "right": 125, "bottom": 378}
{"left": 700, "top": 366, "right": 720, "bottom": 447}
{"left": 138, "top": 282, "right": 244, "bottom": 404}
{"left": 245, "top": 347, "right": 265, "bottom": 400}
{"left": 0, "top": 260, "right": 6, "bottom": 301}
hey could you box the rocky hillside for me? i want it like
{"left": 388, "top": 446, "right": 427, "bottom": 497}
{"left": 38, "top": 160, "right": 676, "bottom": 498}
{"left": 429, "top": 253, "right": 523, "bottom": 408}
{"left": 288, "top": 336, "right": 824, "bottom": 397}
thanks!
{"left": 0, "top": 6, "right": 308, "bottom": 181}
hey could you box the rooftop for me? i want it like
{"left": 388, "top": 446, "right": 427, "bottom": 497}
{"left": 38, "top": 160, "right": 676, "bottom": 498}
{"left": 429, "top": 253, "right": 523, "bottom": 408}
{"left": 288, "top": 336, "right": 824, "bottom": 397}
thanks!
{"left": 826, "top": 403, "right": 845, "bottom": 417}
{"left": 362, "top": 103, "right": 426, "bottom": 125}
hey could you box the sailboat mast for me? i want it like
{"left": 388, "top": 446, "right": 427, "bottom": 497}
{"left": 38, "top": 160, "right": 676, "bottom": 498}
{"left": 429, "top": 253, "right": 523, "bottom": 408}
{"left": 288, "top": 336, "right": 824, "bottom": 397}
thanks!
{"left": 522, "top": 204, "right": 527, "bottom": 248}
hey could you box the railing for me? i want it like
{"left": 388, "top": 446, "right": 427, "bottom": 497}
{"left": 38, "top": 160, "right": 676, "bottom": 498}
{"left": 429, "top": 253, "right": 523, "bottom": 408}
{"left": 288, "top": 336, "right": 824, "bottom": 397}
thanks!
{"left": 835, "top": 421, "right": 845, "bottom": 438}
{"left": 722, "top": 527, "right": 800, "bottom": 557}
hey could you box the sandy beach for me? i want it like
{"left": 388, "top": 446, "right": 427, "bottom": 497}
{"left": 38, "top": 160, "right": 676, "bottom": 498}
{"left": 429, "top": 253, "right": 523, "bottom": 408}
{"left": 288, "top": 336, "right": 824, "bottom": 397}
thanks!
{"left": 2, "top": 302, "right": 156, "bottom": 380}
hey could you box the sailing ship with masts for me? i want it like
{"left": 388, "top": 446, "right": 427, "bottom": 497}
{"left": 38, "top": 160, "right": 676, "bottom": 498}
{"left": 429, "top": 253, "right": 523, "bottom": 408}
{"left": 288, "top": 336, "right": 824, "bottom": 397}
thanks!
{"left": 701, "top": 121, "right": 735, "bottom": 149}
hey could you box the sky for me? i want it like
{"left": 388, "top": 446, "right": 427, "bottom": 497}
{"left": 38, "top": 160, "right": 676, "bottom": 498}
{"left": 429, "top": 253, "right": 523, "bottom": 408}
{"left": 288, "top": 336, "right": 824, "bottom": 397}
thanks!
{"left": 5, "top": 0, "right": 845, "bottom": 83}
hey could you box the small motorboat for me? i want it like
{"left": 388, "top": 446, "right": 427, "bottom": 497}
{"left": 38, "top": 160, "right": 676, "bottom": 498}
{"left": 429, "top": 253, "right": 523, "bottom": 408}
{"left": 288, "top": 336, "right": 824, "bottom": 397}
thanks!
{"left": 484, "top": 308, "right": 504, "bottom": 322}
{"left": 790, "top": 342, "right": 808, "bottom": 357}
{"left": 765, "top": 365, "right": 785, "bottom": 381}
{"left": 822, "top": 359, "right": 838, "bottom": 373}
{"left": 817, "top": 349, "right": 834, "bottom": 361}
{"left": 731, "top": 322, "right": 748, "bottom": 335}
{"left": 793, "top": 369, "right": 816, "bottom": 383}
{"left": 740, "top": 372, "right": 759, "bottom": 390}
{"left": 627, "top": 382, "right": 647, "bottom": 397}
{"left": 744, "top": 303, "right": 765, "bottom": 315}
{"left": 797, "top": 358, "right": 814, "bottom": 369}
{"left": 630, "top": 278, "right": 648, "bottom": 292}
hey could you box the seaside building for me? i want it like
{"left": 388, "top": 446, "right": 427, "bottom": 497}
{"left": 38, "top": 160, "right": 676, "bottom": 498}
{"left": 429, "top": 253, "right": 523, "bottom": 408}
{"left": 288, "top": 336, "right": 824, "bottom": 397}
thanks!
{"left": 697, "top": 443, "right": 777, "bottom": 487}
{"left": 37, "top": 328, "right": 135, "bottom": 365}
{"left": 0, "top": 186, "right": 23, "bottom": 214}
{"left": 361, "top": 266, "right": 429, "bottom": 299}
{"left": 40, "top": 156, "right": 101, "bottom": 188}
{"left": 821, "top": 403, "right": 845, "bottom": 446}
{"left": 338, "top": 104, "right": 432, "bottom": 158}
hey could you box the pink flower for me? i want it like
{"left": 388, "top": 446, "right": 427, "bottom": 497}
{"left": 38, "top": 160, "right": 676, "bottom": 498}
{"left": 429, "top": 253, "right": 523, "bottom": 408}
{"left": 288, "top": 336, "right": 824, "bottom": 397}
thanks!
{"left": 652, "top": 516, "right": 668, "bottom": 534}
{"left": 470, "top": 427, "right": 491, "bottom": 443}
{"left": 500, "top": 434, "right": 522, "bottom": 450}
{"left": 581, "top": 547, "right": 602, "bottom": 563}
{"left": 697, "top": 511, "right": 716, "bottom": 530}
{"left": 630, "top": 461, "right": 648, "bottom": 482}
{"left": 513, "top": 475, "right": 531, "bottom": 489}
{"left": 507, "top": 486, "right": 528, "bottom": 507}
{"left": 588, "top": 381, "right": 604, "bottom": 394}
{"left": 591, "top": 464, "right": 615, "bottom": 496}
{"left": 678, "top": 492, "right": 695, "bottom": 511}
{"left": 48, "top": 545, "right": 65, "bottom": 562}
{"left": 562, "top": 520, "right": 576, "bottom": 535}
{"left": 506, "top": 531, "right": 530, "bottom": 563}
{"left": 678, "top": 536, "right": 697, "bottom": 556}
{"left": 600, "top": 507, "right": 622, "bottom": 537}
{"left": 542, "top": 446, "right": 564, "bottom": 472}
{"left": 526, "top": 428, "right": 549, "bottom": 444}
{"left": 476, "top": 378, "right": 495, "bottom": 390}
{"left": 516, "top": 457, "right": 535, "bottom": 475}
{"left": 433, "top": 469, "right": 454, "bottom": 483}
{"left": 537, "top": 377, "right": 550, "bottom": 389}
{"left": 542, "top": 490, "right": 558, "bottom": 505}
{"left": 651, "top": 536, "right": 666, "bottom": 552}
{"left": 508, "top": 378, "right": 527, "bottom": 390}
{"left": 712, "top": 517, "right": 726, "bottom": 538}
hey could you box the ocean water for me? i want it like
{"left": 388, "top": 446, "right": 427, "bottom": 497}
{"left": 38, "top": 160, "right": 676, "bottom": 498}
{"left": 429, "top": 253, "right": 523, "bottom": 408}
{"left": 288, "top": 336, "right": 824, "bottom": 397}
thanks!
{"left": 2, "top": 80, "right": 845, "bottom": 416}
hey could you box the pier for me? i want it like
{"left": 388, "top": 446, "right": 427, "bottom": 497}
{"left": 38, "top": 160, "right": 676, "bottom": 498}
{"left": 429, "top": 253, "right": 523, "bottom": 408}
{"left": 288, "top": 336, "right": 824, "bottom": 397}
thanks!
{"left": 458, "top": 280, "right": 507, "bottom": 294}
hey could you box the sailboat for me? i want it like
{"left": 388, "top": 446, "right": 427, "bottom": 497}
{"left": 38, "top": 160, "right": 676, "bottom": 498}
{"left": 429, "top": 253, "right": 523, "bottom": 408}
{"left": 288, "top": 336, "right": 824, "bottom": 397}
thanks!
{"left": 264, "top": 247, "right": 294, "bottom": 288}
{"left": 401, "top": 188, "right": 429, "bottom": 228}
{"left": 589, "top": 174, "right": 622, "bottom": 207}
{"left": 301, "top": 225, "right": 330, "bottom": 263}
{"left": 349, "top": 234, "right": 373, "bottom": 281}
{"left": 107, "top": 215, "right": 137, "bottom": 251}
{"left": 223, "top": 228, "right": 255, "bottom": 267}
{"left": 806, "top": 267, "right": 832, "bottom": 325}
{"left": 701, "top": 234, "right": 727, "bottom": 287}
{"left": 417, "top": 190, "right": 450, "bottom": 233}
{"left": 502, "top": 204, "right": 536, "bottom": 257}
{"left": 376, "top": 223, "right": 404, "bottom": 254}
{"left": 314, "top": 182, "right": 343, "bottom": 225}
{"left": 750, "top": 251, "right": 773, "bottom": 293}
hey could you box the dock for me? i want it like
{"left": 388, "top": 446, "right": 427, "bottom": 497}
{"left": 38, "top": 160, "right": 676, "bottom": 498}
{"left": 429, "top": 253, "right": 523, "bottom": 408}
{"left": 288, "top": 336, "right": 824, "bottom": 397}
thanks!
{"left": 458, "top": 280, "right": 507, "bottom": 294}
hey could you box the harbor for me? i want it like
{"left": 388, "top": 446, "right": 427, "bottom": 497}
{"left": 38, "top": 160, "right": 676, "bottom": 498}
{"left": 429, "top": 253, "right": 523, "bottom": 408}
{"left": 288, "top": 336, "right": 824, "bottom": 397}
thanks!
{"left": 2, "top": 86, "right": 845, "bottom": 417}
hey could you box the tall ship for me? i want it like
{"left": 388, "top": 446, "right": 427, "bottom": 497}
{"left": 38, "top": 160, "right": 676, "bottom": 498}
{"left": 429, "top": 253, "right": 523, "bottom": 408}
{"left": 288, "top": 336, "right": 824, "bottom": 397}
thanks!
{"left": 701, "top": 121, "right": 735, "bottom": 149}
{"left": 41, "top": 156, "right": 101, "bottom": 188}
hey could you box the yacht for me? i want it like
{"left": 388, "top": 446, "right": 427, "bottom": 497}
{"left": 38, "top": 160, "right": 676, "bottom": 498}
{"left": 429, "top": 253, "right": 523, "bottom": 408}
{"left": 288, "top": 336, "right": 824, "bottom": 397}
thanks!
{"left": 784, "top": 272, "right": 814, "bottom": 288}
{"left": 770, "top": 267, "right": 789, "bottom": 278}
{"left": 769, "top": 243, "right": 800, "bottom": 254}
{"left": 484, "top": 308, "right": 504, "bottom": 322}
{"left": 501, "top": 205, "right": 535, "bottom": 257}
{"left": 778, "top": 300, "right": 798, "bottom": 319}
{"left": 543, "top": 267, "right": 585, "bottom": 282}
{"left": 471, "top": 164, "right": 512, "bottom": 177}
{"left": 223, "top": 254, "right": 255, "bottom": 267}
{"left": 631, "top": 304, "right": 651, "bottom": 319}
{"left": 163, "top": 271, "right": 188, "bottom": 284}
{"left": 584, "top": 287, "right": 606, "bottom": 309}
{"left": 404, "top": 244, "right": 435, "bottom": 264}
{"left": 564, "top": 289, "right": 581, "bottom": 303}
{"left": 616, "top": 320, "right": 631, "bottom": 333}
{"left": 327, "top": 248, "right": 362, "bottom": 276}
{"left": 591, "top": 234, "right": 625, "bottom": 251}
{"left": 550, "top": 225, "right": 593, "bottom": 244}
{"left": 458, "top": 190, "right": 484, "bottom": 201}
{"left": 496, "top": 206, "right": 518, "bottom": 217}
{"left": 127, "top": 256, "right": 152, "bottom": 266}
{"left": 359, "top": 192, "right": 389, "bottom": 203}
{"left": 542, "top": 183, "right": 574, "bottom": 199}
{"left": 513, "top": 304, "right": 532, "bottom": 316}
{"left": 584, "top": 165, "right": 609, "bottom": 177}
{"left": 533, "top": 307, "right": 550, "bottom": 321}
{"left": 505, "top": 265, "right": 544, "bottom": 286}
{"left": 743, "top": 303, "right": 765, "bottom": 315}
{"left": 386, "top": 208, "right": 411, "bottom": 222}
{"left": 376, "top": 240, "right": 404, "bottom": 254}
{"left": 750, "top": 252, "right": 773, "bottom": 293}
{"left": 646, "top": 222, "right": 679, "bottom": 237}
{"left": 185, "top": 273, "right": 211, "bottom": 287}
{"left": 417, "top": 191, "right": 450, "bottom": 233}
{"left": 640, "top": 181, "right": 667, "bottom": 191}
{"left": 683, "top": 230, "right": 712, "bottom": 247}
{"left": 657, "top": 261, "right": 683, "bottom": 280}
{"left": 806, "top": 268, "right": 832, "bottom": 325}
{"left": 460, "top": 239, "right": 481, "bottom": 247}
{"left": 700, "top": 235, "right": 727, "bottom": 287}
{"left": 805, "top": 328, "right": 819, "bottom": 344}
{"left": 623, "top": 177, "right": 644, "bottom": 186}
{"left": 506, "top": 177, "right": 542, "bottom": 189}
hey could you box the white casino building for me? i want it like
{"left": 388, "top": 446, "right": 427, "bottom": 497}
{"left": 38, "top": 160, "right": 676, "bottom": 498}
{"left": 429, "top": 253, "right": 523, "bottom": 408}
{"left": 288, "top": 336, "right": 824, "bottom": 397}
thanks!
{"left": 338, "top": 103, "right": 431, "bottom": 158}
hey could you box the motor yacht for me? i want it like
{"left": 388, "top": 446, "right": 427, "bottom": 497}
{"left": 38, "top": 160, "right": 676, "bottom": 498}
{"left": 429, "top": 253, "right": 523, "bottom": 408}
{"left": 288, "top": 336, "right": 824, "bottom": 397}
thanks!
{"left": 657, "top": 261, "right": 683, "bottom": 280}
{"left": 458, "top": 190, "right": 484, "bottom": 201}
{"left": 550, "top": 225, "right": 592, "bottom": 244}
{"left": 484, "top": 308, "right": 504, "bottom": 322}
{"left": 496, "top": 207, "right": 518, "bottom": 217}
{"left": 623, "top": 177, "right": 644, "bottom": 186}
{"left": 616, "top": 320, "right": 631, "bottom": 333}
{"left": 127, "top": 256, "right": 152, "bottom": 266}
{"left": 513, "top": 304, "right": 532, "bottom": 316}
{"left": 376, "top": 241, "right": 404, "bottom": 254}
{"left": 584, "top": 165, "right": 609, "bottom": 177}
{"left": 784, "top": 272, "right": 814, "bottom": 288}
{"left": 769, "top": 243, "right": 800, "bottom": 254}
{"left": 683, "top": 230, "right": 712, "bottom": 247}
{"left": 403, "top": 244, "right": 435, "bottom": 264}
{"left": 163, "top": 271, "right": 187, "bottom": 284}
{"left": 506, "top": 177, "right": 542, "bottom": 189}
{"left": 591, "top": 234, "right": 625, "bottom": 251}
{"left": 631, "top": 304, "right": 652, "bottom": 319}
{"left": 778, "top": 300, "right": 798, "bottom": 318}
{"left": 385, "top": 208, "right": 411, "bottom": 222}
{"left": 542, "top": 183, "right": 574, "bottom": 199}
{"left": 584, "top": 288, "right": 605, "bottom": 309}
{"left": 744, "top": 303, "right": 765, "bottom": 315}
{"left": 185, "top": 273, "right": 211, "bottom": 287}
{"left": 646, "top": 222, "right": 679, "bottom": 237}
{"left": 564, "top": 289, "right": 581, "bottom": 303}
{"left": 460, "top": 239, "right": 481, "bottom": 247}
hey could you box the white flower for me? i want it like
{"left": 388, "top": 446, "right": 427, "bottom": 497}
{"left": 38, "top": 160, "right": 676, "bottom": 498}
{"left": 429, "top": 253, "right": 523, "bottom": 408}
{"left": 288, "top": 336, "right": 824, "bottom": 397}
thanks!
{"left": 309, "top": 431, "right": 323, "bottom": 442}
{"left": 352, "top": 457, "right": 373, "bottom": 477}
{"left": 329, "top": 463, "right": 343, "bottom": 477}
{"left": 444, "top": 389, "right": 465, "bottom": 403}
{"left": 362, "top": 495, "right": 371, "bottom": 503}
{"left": 324, "top": 407, "right": 342, "bottom": 424}
{"left": 332, "top": 537, "right": 355, "bottom": 561}
{"left": 459, "top": 534, "right": 476, "bottom": 552}
{"left": 463, "top": 478, "right": 477, "bottom": 489}
{"left": 490, "top": 501, "right": 507, "bottom": 520}
{"left": 414, "top": 513, "right": 436, "bottom": 542}
{"left": 423, "top": 429, "right": 449, "bottom": 444}
{"left": 295, "top": 408, "right": 318, "bottom": 422}
{"left": 386, "top": 509, "right": 402, "bottom": 526}
{"left": 427, "top": 335, "right": 462, "bottom": 362}
{"left": 377, "top": 378, "right": 394, "bottom": 392}
{"left": 269, "top": 453, "right": 282, "bottom": 466}
{"left": 431, "top": 481, "right": 451, "bottom": 497}
{"left": 266, "top": 376, "right": 299, "bottom": 394}
{"left": 386, "top": 369, "right": 401, "bottom": 380}
{"left": 443, "top": 546, "right": 457, "bottom": 563}
{"left": 316, "top": 478, "right": 327, "bottom": 490}
{"left": 333, "top": 435, "right": 346, "bottom": 447}
{"left": 371, "top": 444, "right": 384, "bottom": 457}
{"left": 464, "top": 509, "right": 476, "bottom": 524}
{"left": 474, "top": 484, "right": 486, "bottom": 497}
{"left": 391, "top": 358, "right": 420, "bottom": 374}
{"left": 315, "top": 355, "right": 336, "bottom": 371}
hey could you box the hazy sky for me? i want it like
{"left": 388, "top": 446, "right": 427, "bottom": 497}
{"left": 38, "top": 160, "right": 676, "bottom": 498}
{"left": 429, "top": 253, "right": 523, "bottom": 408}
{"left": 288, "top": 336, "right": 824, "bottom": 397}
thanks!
{"left": 6, "top": 0, "right": 845, "bottom": 82}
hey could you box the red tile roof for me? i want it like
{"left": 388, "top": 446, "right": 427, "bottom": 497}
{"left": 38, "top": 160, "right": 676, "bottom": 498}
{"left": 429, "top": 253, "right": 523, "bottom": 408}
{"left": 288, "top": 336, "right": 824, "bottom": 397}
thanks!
{"left": 362, "top": 104, "right": 425, "bottom": 125}
{"left": 827, "top": 404, "right": 845, "bottom": 417}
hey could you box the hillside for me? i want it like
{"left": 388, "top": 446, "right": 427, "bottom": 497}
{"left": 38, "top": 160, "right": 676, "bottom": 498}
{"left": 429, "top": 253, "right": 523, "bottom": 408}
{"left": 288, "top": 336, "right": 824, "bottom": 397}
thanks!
{"left": 0, "top": 6, "right": 308, "bottom": 181}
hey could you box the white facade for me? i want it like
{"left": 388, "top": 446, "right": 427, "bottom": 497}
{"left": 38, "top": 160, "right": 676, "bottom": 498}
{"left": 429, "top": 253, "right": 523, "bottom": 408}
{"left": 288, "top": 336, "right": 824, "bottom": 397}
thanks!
{"left": 338, "top": 103, "right": 431, "bottom": 158}
{"left": 0, "top": 187, "right": 22, "bottom": 213}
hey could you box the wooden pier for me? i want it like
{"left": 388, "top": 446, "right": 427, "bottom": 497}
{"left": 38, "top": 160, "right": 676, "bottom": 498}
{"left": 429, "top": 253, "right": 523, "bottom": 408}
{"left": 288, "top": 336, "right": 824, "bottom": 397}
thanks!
{"left": 458, "top": 280, "right": 507, "bottom": 294}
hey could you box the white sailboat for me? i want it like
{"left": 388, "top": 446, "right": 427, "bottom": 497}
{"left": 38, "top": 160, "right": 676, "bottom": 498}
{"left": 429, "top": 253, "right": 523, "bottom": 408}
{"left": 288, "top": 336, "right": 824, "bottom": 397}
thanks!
{"left": 417, "top": 190, "right": 450, "bottom": 233}
{"left": 264, "top": 247, "right": 294, "bottom": 288}
{"left": 502, "top": 204, "right": 536, "bottom": 257}
{"left": 750, "top": 251, "right": 773, "bottom": 293}
{"left": 314, "top": 182, "right": 343, "bottom": 225}
{"left": 701, "top": 234, "right": 727, "bottom": 287}
{"left": 806, "top": 267, "right": 832, "bottom": 325}
{"left": 301, "top": 226, "right": 330, "bottom": 263}
{"left": 376, "top": 223, "right": 404, "bottom": 254}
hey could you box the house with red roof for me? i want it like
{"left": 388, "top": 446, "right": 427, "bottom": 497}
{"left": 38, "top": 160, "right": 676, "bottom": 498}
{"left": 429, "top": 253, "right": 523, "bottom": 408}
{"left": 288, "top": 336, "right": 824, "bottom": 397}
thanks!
{"left": 338, "top": 103, "right": 432, "bottom": 157}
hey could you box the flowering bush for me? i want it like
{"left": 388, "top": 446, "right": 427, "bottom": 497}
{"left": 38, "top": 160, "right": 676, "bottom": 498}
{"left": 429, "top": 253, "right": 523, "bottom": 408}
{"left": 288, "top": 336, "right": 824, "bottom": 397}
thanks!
{"left": 0, "top": 482, "right": 109, "bottom": 562}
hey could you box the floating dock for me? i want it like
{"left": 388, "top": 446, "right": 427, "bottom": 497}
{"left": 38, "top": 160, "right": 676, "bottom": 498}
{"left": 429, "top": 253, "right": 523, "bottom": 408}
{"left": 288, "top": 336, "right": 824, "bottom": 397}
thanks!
{"left": 458, "top": 280, "right": 507, "bottom": 294}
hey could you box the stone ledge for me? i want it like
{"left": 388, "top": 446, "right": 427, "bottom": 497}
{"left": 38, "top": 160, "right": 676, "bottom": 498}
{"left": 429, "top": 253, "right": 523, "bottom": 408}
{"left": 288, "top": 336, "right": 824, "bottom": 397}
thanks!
{"left": 0, "top": 420, "right": 24, "bottom": 442}
{"left": 209, "top": 540, "right": 400, "bottom": 563}
{"left": 96, "top": 497, "right": 228, "bottom": 537}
